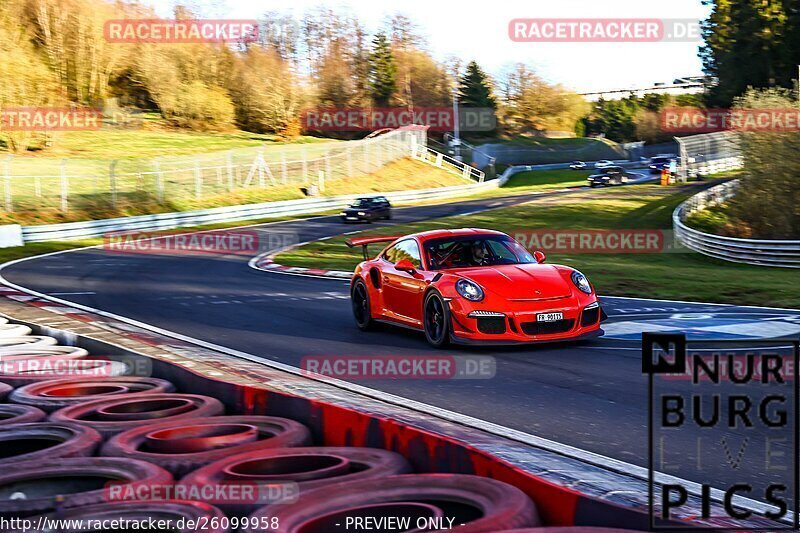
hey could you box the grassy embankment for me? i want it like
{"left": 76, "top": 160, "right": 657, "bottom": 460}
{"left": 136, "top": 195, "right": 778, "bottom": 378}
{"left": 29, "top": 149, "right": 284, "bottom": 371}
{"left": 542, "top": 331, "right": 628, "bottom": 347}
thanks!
{"left": 3, "top": 132, "right": 472, "bottom": 226}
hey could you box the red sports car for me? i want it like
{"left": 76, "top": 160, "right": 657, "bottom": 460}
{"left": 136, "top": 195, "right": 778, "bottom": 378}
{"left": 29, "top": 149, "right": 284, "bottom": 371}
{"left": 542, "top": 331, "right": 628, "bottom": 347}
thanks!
{"left": 347, "top": 228, "right": 606, "bottom": 347}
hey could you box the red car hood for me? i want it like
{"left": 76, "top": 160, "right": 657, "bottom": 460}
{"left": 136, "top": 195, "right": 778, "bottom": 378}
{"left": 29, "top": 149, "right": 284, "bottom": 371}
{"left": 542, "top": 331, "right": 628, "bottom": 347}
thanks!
{"left": 448, "top": 264, "right": 574, "bottom": 300}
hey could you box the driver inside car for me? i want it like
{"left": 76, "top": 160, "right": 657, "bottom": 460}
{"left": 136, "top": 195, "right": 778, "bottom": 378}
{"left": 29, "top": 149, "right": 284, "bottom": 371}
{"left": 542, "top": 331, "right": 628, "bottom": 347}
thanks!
{"left": 470, "top": 241, "right": 490, "bottom": 266}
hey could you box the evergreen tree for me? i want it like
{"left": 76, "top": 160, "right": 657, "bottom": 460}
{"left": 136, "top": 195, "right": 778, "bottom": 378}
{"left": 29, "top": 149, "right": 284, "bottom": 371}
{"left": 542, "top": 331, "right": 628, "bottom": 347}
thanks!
{"left": 782, "top": 0, "right": 800, "bottom": 91}
{"left": 458, "top": 61, "right": 496, "bottom": 108}
{"left": 701, "top": 0, "right": 787, "bottom": 106}
{"left": 367, "top": 32, "right": 396, "bottom": 106}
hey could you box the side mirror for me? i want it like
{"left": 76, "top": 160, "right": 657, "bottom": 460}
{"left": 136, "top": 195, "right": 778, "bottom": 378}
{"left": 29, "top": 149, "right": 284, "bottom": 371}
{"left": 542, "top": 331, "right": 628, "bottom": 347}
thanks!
{"left": 533, "top": 250, "right": 546, "bottom": 264}
{"left": 395, "top": 259, "right": 416, "bottom": 273}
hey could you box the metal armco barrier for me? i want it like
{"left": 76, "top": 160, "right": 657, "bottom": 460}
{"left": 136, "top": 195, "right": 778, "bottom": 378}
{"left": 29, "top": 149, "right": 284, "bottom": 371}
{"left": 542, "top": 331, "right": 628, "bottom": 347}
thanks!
{"left": 21, "top": 175, "right": 498, "bottom": 243}
{"left": 674, "top": 179, "right": 800, "bottom": 267}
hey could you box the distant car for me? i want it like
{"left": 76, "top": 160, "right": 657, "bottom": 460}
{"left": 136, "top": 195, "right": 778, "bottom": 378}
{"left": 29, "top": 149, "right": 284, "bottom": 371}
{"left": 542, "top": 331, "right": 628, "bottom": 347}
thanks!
{"left": 340, "top": 196, "right": 392, "bottom": 223}
{"left": 347, "top": 229, "right": 605, "bottom": 347}
{"left": 594, "top": 160, "right": 613, "bottom": 169}
{"left": 649, "top": 156, "right": 672, "bottom": 174}
{"left": 569, "top": 161, "right": 586, "bottom": 170}
{"left": 588, "top": 166, "right": 629, "bottom": 187}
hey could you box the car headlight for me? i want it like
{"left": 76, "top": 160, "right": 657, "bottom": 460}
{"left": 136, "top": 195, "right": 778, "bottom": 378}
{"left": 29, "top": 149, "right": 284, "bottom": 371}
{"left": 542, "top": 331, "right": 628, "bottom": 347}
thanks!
{"left": 571, "top": 270, "right": 593, "bottom": 294}
{"left": 340, "top": 211, "right": 346, "bottom": 216}
{"left": 455, "top": 279, "right": 484, "bottom": 301}
{"left": 357, "top": 211, "right": 365, "bottom": 216}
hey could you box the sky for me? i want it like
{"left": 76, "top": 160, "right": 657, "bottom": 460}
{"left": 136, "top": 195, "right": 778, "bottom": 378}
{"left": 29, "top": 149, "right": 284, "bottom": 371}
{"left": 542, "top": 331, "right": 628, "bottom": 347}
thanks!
{"left": 146, "top": 0, "right": 712, "bottom": 93}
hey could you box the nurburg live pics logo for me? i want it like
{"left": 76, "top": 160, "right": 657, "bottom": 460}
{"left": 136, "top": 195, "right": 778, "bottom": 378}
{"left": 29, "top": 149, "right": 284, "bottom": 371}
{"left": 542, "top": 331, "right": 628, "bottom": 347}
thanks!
{"left": 643, "top": 332, "right": 800, "bottom": 529}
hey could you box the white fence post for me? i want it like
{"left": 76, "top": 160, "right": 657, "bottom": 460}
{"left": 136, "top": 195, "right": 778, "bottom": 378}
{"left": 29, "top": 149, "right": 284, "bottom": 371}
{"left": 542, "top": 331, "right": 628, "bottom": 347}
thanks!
{"left": 3, "top": 156, "right": 12, "bottom": 212}
{"left": 325, "top": 154, "right": 332, "bottom": 182}
{"left": 109, "top": 160, "right": 117, "bottom": 209}
{"left": 318, "top": 170, "right": 325, "bottom": 193}
{"left": 33, "top": 159, "right": 41, "bottom": 197}
{"left": 258, "top": 149, "right": 266, "bottom": 188}
{"left": 227, "top": 151, "right": 234, "bottom": 191}
{"left": 346, "top": 148, "right": 353, "bottom": 177}
{"left": 302, "top": 146, "right": 308, "bottom": 183}
{"left": 60, "top": 159, "right": 69, "bottom": 212}
{"left": 154, "top": 158, "right": 164, "bottom": 202}
{"left": 194, "top": 159, "right": 202, "bottom": 199}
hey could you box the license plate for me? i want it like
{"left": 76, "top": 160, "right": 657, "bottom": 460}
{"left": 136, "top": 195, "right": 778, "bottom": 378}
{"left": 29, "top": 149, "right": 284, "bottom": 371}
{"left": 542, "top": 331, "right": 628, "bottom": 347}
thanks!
{"left": 536, "top": 312, "right": 563, "bottom": 322}
{"left": 346, "top": 217, "right": 358, "bottom": 220}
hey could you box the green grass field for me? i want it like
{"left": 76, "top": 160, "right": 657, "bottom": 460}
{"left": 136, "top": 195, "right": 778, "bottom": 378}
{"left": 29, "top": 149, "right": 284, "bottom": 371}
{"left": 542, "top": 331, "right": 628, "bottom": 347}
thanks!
{"left": 2, "top": 118, "right": 332, "bottom": 160}
{"left": 501, "top": 168, "right": 591, "bottom": 191}
{"left": 275, "top": 183, "right": 800, "bottom": 308}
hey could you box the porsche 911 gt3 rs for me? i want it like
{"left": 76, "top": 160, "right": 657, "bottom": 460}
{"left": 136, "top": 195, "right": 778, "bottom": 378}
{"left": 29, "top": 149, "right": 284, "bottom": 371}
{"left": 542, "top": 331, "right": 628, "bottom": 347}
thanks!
{"left": 347, "top": 228, "right": 606, "bottom": 347}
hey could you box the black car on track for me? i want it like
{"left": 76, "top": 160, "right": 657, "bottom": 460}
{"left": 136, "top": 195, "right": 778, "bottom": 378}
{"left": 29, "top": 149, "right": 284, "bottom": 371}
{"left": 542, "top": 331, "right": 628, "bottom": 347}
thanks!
{"left": 339, "top": 196, "right": 392, "bottom": 223}
{"left": 587, "top": 166, "right": 630, "bottom": 187}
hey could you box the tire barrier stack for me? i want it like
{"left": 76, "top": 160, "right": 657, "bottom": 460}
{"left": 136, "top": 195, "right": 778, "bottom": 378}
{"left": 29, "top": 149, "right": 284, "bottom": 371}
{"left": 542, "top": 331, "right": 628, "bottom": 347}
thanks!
{"left": 0, "top": 337, "right": 130, "bottom": 387}
{"left": 0, "top": 322, "right": 548, "bottom": 532}
{"left": 9, "top": 376, "right": 176, "bottom": 412}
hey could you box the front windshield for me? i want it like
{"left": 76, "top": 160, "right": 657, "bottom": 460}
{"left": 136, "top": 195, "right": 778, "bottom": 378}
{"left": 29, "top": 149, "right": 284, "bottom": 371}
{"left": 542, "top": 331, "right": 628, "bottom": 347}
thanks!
{"left": 350, "top": 198, "right": 373, "bottom": 207}
{"left": 424, "top": 235, "right": 536, "bottom": 270}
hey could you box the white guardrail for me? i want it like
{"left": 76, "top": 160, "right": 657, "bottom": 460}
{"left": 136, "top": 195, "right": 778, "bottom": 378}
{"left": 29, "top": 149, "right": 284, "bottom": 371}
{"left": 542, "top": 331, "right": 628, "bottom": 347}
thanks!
{"left": 411, "top": 145, "right": 485, "bottom": 182}
{"left": 20, "top": 176, "right": 498, "bottom": 243}
{"left": 673, "top": 179, "right": 800, "bottom": 268}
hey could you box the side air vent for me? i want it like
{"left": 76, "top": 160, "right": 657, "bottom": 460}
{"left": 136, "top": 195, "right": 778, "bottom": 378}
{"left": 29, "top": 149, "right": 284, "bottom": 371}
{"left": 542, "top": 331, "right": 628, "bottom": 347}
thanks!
{"left": 369, "top": 268, "right": 381, "bottom": 289}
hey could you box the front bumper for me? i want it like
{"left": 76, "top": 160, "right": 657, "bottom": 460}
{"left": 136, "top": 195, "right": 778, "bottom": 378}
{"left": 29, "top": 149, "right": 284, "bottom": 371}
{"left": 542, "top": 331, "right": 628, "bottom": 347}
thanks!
{"left": 448, "top": 297, "right": 605, "bottom": 344}
{"left": 340, "top": 213, "right": 371, "bottom": 222}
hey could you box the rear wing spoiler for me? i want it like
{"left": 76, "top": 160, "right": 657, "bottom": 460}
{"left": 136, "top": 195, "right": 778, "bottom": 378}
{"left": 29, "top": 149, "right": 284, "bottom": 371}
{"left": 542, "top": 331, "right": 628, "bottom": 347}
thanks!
{"left": 346, "top": 236, "right": 401, "bottom": 260}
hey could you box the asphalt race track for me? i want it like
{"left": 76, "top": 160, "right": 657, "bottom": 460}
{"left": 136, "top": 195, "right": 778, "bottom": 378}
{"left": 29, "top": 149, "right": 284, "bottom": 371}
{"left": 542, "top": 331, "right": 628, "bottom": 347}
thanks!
{"left": 5, "top": 176, "right": 800, "bottom": 502}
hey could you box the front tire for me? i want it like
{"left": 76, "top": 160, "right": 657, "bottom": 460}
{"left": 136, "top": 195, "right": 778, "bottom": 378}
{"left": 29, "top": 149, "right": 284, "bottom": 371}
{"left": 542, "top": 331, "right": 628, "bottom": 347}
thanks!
{"left": 423, "top": 291, "right": 450, "bottom": 348}
{"left": 352, "top": 279, "right": 376, "bottom": 331}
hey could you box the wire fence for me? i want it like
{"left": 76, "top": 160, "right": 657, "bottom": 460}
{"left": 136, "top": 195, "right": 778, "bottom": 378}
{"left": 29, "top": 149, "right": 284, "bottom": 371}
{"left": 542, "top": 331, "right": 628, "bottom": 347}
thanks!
{"left": 676, "top": 131, "right": 743, "bottom": 180}
{"left": 1, "top": 127, "right": 428, "bottom": 213}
